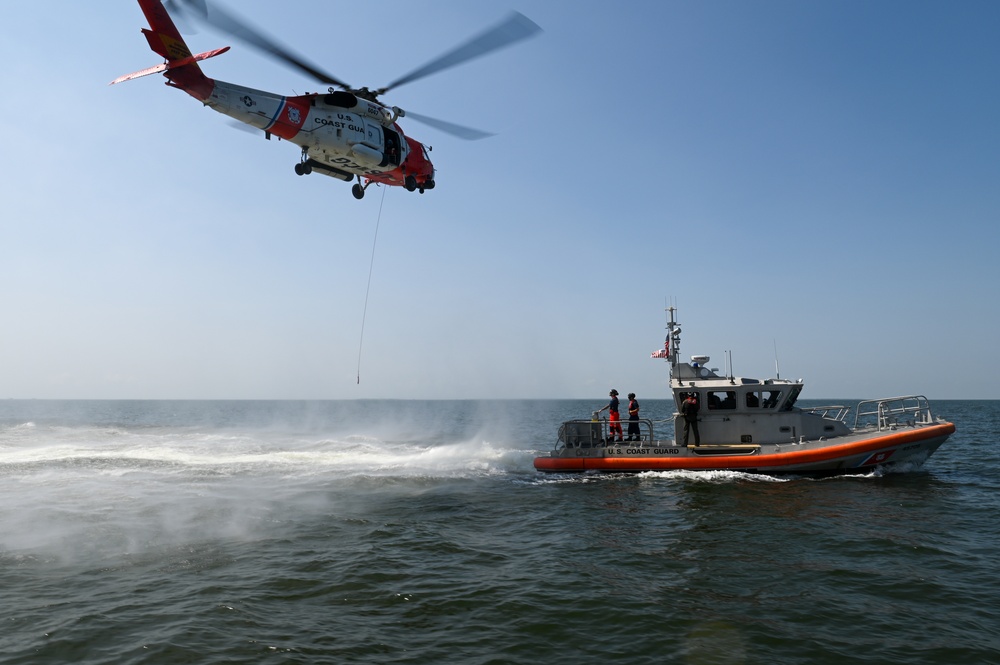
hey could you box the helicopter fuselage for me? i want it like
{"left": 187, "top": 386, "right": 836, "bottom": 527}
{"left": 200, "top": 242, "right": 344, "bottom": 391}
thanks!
{"left": 204, "top": 80, "right": 434, "bottom": 191}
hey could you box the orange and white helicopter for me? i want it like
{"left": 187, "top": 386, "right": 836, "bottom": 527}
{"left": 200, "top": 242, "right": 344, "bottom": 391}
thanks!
{"left": 112, "top": 0, "right": 540, "bottom": 199}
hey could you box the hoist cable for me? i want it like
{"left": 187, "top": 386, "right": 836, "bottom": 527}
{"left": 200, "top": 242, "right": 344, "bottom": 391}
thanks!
{"left": 356, "top": 185, "right": 387, "bottom": 384}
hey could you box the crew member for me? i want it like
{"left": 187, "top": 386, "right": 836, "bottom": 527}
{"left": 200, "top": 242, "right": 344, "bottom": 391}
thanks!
{"left": 627, "top": 392, "right": 641, "bottom": 442}
{"left": 682, "top": 393, "right": 700, "bottom": 446}
{"left": 597, "top": 389, "right": 623, "bottom": 443}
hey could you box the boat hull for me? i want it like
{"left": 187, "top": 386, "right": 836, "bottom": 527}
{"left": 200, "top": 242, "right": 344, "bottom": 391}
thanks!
{"left": 533, "top": 422, "right": 955, "bottom": 475}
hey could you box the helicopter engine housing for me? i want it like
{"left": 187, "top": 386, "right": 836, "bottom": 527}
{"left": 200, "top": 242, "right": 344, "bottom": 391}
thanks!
{"left": 349, "top": 142, "right": 386, "bottom": 167}
{"left": 318, "top": 93, "right": 396, "bottom": 129}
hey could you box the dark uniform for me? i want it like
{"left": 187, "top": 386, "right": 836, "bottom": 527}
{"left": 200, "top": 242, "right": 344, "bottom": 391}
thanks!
{"left": 627, "top": 393, "right": 641, "bottom": 441}
{"left": 682, "top": 395, "right": 700, "bottom": 446}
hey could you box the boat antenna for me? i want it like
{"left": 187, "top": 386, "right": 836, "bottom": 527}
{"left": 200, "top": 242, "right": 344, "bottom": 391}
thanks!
{"left": 773, "top": 338, "right": 781, "bottom": 380}
{"left": 666, "top": 303, "right": 680, "bottom": 378}
{"left": 728, "top": 350, "right": 735, "bottom": 384}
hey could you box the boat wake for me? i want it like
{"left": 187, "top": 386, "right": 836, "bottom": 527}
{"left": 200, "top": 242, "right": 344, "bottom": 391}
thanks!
{"left": 528, "top": 467, "right": 900, "bottom": 485}
{"left": 638, "top": 469, "right": 792, "bottom": 482}
{"left": 2, "top": 426, "right": 535, "bottom": 477}
{"left": 0, "top": 422, "right": 536, "bottom": 561}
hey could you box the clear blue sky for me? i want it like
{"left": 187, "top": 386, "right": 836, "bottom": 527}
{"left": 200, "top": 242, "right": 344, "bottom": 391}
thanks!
{"left": 1, "top": 1, "right": 997, "bottom": 400}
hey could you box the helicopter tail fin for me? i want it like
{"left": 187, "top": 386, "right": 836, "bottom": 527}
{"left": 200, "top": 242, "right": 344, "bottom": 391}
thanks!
{"left": 111, "top": 0, "right": 219, "bottom": 100}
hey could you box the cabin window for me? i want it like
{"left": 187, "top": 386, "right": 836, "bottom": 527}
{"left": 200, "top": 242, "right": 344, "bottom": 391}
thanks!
{"left": 745, "top": 391, "right": 760, "bottom": 408}
{"left": 783, "top": 386, "right": 802, "bottom": 411}
{"left": 762, "top": 390, "right": 782, "bottom": 409}
{"left": 707, "top": 391, "right": 736, "bottom": 410}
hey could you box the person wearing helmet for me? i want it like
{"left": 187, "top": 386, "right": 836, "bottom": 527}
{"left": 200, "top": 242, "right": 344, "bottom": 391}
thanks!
{"left": 596, "top": 389, "right": 623, "bottom": 443}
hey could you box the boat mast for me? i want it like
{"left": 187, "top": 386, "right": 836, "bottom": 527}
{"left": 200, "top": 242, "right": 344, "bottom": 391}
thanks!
{"left": 666, "top": 306, "right": 680, "bottom": 378}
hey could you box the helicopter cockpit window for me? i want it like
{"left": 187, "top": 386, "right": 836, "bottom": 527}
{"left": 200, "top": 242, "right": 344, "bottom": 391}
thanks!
{"left": 707, "top": 391, "right": 736, "bottom": 410}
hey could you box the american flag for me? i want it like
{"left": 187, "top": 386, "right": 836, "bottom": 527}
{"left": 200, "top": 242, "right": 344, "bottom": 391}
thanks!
{"left": 650, "top": 339, "right": 670, "bottom": 359}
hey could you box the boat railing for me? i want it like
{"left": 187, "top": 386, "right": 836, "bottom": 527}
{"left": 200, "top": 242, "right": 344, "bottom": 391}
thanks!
{"left": 557, "top": 418, "right": 656, "bottom": 449}
{"left": 852, "top": 395, "right": 935, "bottom": 431}
{"left": 801, "top": 405, "right": 851, "bottom": 422}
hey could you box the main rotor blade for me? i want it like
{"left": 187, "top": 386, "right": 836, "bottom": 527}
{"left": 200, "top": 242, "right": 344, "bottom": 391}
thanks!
{"left": 404, "top": 112, "right": 494, "bottom": 141}
{"left": 163, "top": 0, "right": 200, "bottom": 34}
{"left": 172, "top": 0, "right": 352, "bottom": 89}
{"left": 379, "top": 11, "right": 541, "bottom": 95}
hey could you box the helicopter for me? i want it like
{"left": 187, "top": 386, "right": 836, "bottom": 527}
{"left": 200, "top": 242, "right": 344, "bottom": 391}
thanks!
{"left": 112, "top": 0, "right": 540, "bottom": 199}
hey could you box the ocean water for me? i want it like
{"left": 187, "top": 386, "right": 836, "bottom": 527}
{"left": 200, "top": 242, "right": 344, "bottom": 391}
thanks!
{"left": 1, "top": 399, "right": 998, "bottom": 664}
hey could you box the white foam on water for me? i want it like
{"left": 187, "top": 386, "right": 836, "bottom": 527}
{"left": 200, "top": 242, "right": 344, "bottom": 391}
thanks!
{"left": 638, "top": 469, "right": 793, "bottom": 482}
{"left": 0, "top": 422, "right": 538, "bottom": 561}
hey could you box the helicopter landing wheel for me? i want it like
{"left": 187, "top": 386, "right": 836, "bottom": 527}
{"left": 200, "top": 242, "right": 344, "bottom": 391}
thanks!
{"left": 404, "top": 175, "right": 417, "bottom": 192}
{"left": 352, "top": 183, "right": 365, "bottom": 200}
{"left": 294, "top": 162, "right": 311, "bottom": 176}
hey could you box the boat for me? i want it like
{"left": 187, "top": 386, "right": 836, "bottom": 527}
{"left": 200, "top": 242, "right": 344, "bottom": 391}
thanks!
{"left": 534, "top": 308, "right": 955, "bottom": 475}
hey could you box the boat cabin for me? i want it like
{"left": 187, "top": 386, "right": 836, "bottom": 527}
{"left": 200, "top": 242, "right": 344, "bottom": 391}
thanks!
{"left": 671, "top": 361, "right": 850, "bottom": 445}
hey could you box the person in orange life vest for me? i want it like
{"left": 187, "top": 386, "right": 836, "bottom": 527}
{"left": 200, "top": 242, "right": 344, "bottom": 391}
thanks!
{"left": 597, "top": 389, "right": 623, "bottom": 442}
{"left": 626, "top": 392, "right": 641, "bottom": 441}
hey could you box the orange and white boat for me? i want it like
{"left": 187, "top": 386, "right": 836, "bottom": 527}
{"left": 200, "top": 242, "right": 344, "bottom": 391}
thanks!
{"left": 534, "top": 308, "right": 955, "bottom": 475}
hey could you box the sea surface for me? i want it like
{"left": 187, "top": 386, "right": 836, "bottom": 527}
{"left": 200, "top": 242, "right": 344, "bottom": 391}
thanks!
{"left": 1, "top": 399, "right": 998, "bottom": 664}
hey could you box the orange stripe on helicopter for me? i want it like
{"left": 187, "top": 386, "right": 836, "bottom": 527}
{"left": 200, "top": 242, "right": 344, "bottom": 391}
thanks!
{"left": 263, "top": 96, "right": 310, "bottom": 140}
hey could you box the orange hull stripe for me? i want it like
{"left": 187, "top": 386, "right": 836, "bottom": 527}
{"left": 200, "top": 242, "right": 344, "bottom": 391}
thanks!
{"left": 534, "top": 422, "right": 955, "bottom": 472}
